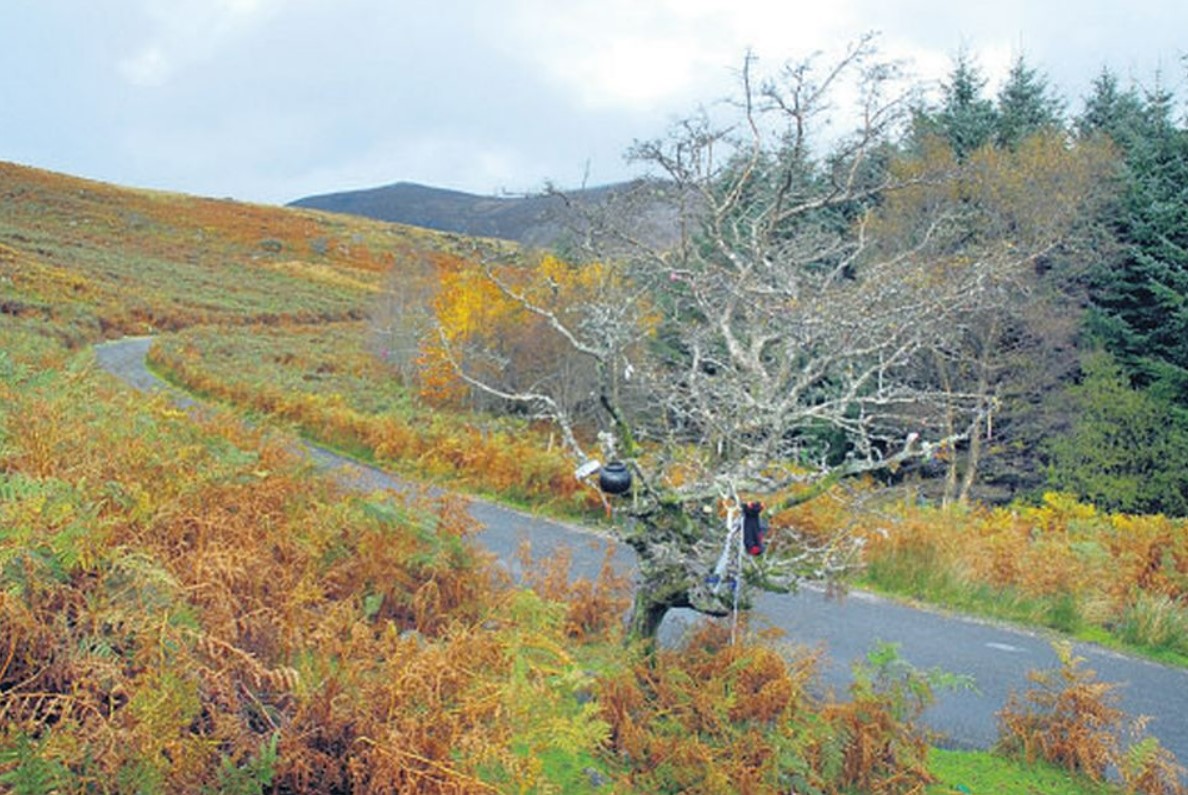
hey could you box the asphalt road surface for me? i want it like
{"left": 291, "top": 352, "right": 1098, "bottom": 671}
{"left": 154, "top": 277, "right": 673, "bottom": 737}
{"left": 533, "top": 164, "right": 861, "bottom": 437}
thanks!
{"left": 94, "top": 337, "right": 1188, "bottom": 761}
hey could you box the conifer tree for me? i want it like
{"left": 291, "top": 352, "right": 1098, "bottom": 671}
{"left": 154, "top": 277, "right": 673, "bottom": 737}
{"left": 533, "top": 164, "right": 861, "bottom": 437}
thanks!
{"left": 932, "top": 48, "right": 999, "bottom": 159}
{"left": 995, "top": 54, "right": 1065, "bottom": 149}
{"left": 1076, "top": 67, "right": 1146, "bottom": 145}
{"left": 1082, "top": 76, "right": 1188, "bottom": 402}
{"left": 1045, "top": 351, "right": 1188, "bottom": 515}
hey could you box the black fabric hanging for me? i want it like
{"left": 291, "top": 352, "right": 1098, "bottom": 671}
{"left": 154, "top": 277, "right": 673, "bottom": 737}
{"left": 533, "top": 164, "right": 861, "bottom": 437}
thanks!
{"left": 742, "top": 501, "right": 766, "bottom": 555}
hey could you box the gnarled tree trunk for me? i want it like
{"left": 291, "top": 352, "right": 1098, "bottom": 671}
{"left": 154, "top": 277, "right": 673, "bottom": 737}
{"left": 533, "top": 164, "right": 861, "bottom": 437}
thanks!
{"left": 620, "top": 500, "right": 736, "bottom": 646}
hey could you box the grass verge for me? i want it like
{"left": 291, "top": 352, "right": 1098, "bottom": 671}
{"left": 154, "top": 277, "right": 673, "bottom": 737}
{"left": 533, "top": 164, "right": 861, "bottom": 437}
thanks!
{"left": 926, "top": 748, "right": 1118, "bottom": 795}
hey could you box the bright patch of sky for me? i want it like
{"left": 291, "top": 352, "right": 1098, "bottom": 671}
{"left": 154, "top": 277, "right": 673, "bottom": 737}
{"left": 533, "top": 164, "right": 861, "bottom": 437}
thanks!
{"left": 2, "top": 1, "right": 1184, "bottom": 204}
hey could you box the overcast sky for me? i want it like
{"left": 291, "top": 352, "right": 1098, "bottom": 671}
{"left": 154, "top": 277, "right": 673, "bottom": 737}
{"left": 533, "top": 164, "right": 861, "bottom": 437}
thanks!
{"left": 3, "top": 1, "right": 1185, "bottom": 205}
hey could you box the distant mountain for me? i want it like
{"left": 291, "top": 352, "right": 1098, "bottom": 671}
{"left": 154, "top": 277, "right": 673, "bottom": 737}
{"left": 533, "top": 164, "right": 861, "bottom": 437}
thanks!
{"left": 288, "top": 180, "right": 681, "bottom": 249}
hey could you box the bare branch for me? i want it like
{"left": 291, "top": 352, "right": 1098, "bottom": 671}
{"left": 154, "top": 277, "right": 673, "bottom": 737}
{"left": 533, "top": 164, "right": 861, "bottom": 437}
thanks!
{"left": 392, "top": 37, "right": 1106, "bottom": 645}
{"left": 435, "top": 327, "right": 588, "bottom": 460}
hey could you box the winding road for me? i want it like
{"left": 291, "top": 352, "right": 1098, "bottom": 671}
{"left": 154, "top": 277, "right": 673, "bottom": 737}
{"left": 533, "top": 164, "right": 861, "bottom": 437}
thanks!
{"left": 94, "top": 336, "right": 1188, "bottom": 762}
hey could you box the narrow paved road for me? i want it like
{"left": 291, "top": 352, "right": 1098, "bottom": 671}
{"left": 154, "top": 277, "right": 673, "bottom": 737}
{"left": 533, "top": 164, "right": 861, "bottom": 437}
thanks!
{"left": 94, "top": 337, "right": 1188, "bottom": 761}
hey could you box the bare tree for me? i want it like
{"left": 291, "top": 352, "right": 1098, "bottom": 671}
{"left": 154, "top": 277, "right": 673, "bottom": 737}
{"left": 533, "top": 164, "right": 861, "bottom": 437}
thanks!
{"left": 437, "top": 37, "right": 1101, "bottom": 645}
{"left": 868, "top": 130, "right": 1117, "bottom": 504}
{"left": 369, "top": 253, "right": 436, "bottom": 385}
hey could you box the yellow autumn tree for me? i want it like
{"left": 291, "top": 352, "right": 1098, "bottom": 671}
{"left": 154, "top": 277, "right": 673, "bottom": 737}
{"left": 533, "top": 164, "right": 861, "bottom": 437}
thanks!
{"left": 420, "top": 255, "right": 522, "bottom": 405}
{"left": 421, "top": 250, "right": 656, "bottom": 424}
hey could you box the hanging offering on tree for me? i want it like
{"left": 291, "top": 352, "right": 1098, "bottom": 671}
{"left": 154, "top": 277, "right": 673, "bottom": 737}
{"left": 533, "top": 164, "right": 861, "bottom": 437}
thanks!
{"left": 742, "top": 501, "right": 766, "bottom": 555}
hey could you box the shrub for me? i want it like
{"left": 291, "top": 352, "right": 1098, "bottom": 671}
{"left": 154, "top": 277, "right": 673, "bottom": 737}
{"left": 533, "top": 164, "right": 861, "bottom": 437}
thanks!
{"left": 997, "top": 641, "right": 1187, "bottom": 793}
{"left": 597, "top": 624, "right": 946, "bottom": 794}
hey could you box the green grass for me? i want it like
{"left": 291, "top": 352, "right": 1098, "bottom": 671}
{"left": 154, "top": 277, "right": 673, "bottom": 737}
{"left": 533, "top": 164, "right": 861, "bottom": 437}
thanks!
{"left": 926, "top": 748, "right": 1119, "bottom": 795}
{"left": 854, "top": 571, "right": 1188, "bottom": 671}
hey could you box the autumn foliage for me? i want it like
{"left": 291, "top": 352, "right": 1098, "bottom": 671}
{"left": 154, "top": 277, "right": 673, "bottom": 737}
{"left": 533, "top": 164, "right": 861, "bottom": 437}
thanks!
{"left": 0, "top": 326, "right": 956, "bottom": 792}
{"left": 597, "top": 623, "right": 942, "bottom": 795}
{"left": 852, "top": 493, "right": 1188, "bottom": 654}
{"left": 997, "top": 643, "right": 1188, "bottom": 794}
{"left": 4, "top": 159, "right": 1187, "bottom": 792}
{"left": 1, "top": 329, "right": 515, "bottom": 791}
{"left": 146, "top": 323, "right": 594, "bottom": 513}
{"left": 407, "top": 249, "right": 654, "bottom": 418}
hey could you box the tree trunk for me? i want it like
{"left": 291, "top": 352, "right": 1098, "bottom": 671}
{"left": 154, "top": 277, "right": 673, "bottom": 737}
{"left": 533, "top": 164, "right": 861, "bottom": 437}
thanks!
{"left": 959, "top": 321, "right": 997, "bottom": 504}
{"left": 620, "top": 501, "right": 733, "bottom": 647}
{"left": 933, "top": 350, "right": 960, "bottom": 506}
{"left": 625, "top": 563, "right": 736, "bottom": 647}
{"left": 628, "top": 589, "right": 676, "bottom": 645}
{"left": 624, "top": 566, "right": 697, "bottom": 646}
{"left": 959, "top": 412, "right": 985, "bottom": 504}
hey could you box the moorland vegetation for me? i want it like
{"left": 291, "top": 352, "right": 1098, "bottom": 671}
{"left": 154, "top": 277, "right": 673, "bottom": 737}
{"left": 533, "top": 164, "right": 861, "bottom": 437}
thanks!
{"left": 2, "top": 39, "right": 1188, "bottom": 794}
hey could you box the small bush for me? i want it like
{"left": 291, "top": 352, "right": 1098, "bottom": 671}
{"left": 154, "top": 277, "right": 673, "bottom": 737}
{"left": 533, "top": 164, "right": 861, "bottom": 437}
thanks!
{"left": 997, "top": 642, "right": 1123, "bottom": 779}
{"left": 597, "top": 625, "right": 947, "bottom": 794}
{"left": 1120, "top": 737, "right": 1188, "bottom": 795}
{"left": 997, "top": 641, "right": 1187, "bottom": 793}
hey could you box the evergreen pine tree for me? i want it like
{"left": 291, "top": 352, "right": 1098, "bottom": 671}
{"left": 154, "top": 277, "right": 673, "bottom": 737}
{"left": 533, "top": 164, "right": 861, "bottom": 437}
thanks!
{"left": 995, "top": 54, "right": 1065, "bottom": 148}
{"left": 1076, "top": 67, "right": 1146, "bottom": 145}
{"left": 933, "top": 48, "right": 999, "bottom": 159}
{"left": 1045, "top": 351, "right": 1188, "bottom": 516}
{"left": 1083, "top": 78, "right": 1188, "bottom": 402}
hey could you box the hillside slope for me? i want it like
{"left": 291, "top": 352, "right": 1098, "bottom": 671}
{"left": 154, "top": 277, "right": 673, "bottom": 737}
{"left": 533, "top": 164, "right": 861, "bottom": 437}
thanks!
{"left": 289, "top": 181, "right": 562, "bottom": 243}
{"left": 289, "top": 179, "right": 681, "bottom": 248}
{"left": 0, "top": 160, "right": 467, "bottom": 344}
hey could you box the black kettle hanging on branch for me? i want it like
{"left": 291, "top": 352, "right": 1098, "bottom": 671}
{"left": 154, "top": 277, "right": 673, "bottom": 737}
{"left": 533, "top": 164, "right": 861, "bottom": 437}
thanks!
{"left": 573, "top": 458, "right": 633, "bottom": 496}
{"left": 597, "top": 461, "right": 633, "bottom": 495}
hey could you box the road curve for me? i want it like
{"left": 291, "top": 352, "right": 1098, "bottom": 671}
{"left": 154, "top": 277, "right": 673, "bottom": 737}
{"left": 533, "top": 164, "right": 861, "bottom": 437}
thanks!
{"left": 93, "top": 337, "right": 1188, "bottom": 761}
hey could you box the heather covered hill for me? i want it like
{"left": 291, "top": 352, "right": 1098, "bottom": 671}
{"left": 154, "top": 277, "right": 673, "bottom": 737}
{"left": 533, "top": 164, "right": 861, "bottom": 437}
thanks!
{"left": 2, "top": 150, "right": 1187, "bottom": 793}
{"left": 288, "top": 179, "right": 680, "bottom": 247}
{"left": 0, "top": 160, "right": 469, "bottom": 343}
